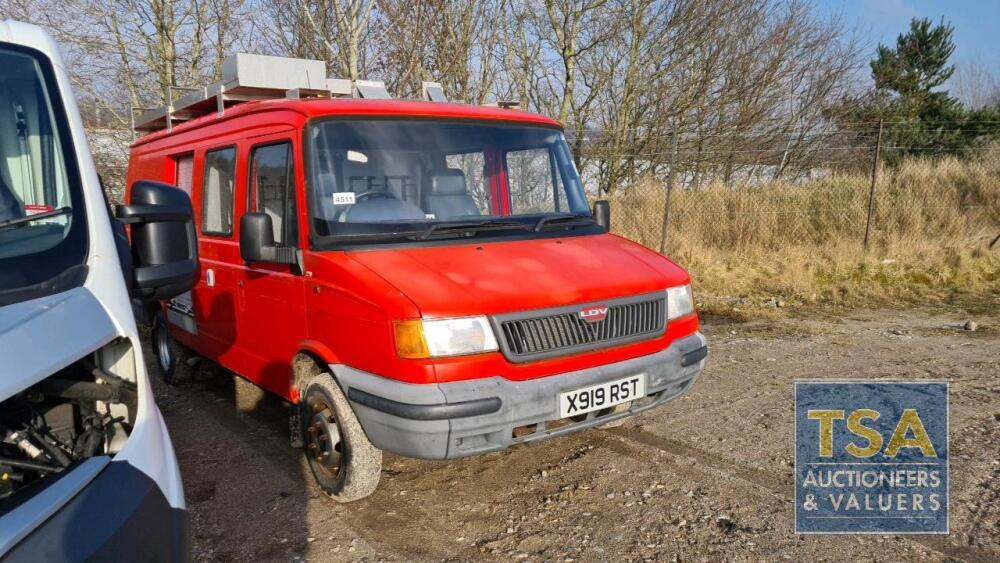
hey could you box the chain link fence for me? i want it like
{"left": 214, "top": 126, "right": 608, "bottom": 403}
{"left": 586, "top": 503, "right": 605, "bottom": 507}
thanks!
{"left": 587, "top": 124, "right": 1000, "bottom": 259}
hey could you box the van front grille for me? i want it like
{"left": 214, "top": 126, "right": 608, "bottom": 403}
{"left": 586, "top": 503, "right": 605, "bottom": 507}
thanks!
{"left": 492, "top": 293, "right": 666, "bottom": 362}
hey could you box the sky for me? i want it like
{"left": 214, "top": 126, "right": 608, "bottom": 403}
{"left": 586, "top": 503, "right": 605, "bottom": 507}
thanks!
{"left": 814, "top": 0, "right": 1000, "bottom": 68}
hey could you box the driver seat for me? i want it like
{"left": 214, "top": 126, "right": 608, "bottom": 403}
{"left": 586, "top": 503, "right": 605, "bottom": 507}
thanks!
{"left": 423, "top": 169, "right": 480, "bottom": 220}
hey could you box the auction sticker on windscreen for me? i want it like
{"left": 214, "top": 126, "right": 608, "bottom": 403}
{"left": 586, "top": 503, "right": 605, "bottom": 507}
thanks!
{"left": 794, "top": 380, "right": 949, "bottom": 534}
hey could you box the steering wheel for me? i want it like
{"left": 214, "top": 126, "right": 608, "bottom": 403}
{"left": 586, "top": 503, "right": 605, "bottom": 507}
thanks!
{"left": 354, "top": 191, "right": 397, "bottom": 201}
{"left": 335, "top": 190, "right": 399, "bottom": 222}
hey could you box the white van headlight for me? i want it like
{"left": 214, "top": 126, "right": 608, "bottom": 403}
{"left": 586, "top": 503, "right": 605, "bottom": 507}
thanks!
{"left": 666, "top": 285, "right": 694, "bottom": 320}
{"left": 394, "top": 316, "right": 499, "bottom": 359}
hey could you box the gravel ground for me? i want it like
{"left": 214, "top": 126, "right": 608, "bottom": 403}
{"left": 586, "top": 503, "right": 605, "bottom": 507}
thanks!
{"left": 148, "top": 306, "right": 1000, "bottom": 562}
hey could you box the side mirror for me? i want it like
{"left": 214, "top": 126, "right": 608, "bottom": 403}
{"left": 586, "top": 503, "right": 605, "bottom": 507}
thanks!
{"left": 116, "top": 180, "right": 199, "bottom": 301}
{"left": 240, "top": 212, "right": 296, "bottom": 264}
{"left": 593, "top": 200, "right": 611, "bottom": 231}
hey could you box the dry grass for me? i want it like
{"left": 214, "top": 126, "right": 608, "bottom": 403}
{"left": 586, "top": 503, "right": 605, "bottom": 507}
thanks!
{"left": 611, "top": 147, "right": 1000, "bottom": 319}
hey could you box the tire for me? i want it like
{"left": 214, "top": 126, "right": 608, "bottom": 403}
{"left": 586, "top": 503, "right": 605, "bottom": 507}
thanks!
{"left": 151, "top": 312, "right": 194, "bottom": 385}
{"left": 192, "top": 357, "right": 225, "bottom": 382}
{"left": 302, "top": 373, "right": 382, "bottom": 502}
{"left": 597, "top": 403, "right": 633, "bottom": 428}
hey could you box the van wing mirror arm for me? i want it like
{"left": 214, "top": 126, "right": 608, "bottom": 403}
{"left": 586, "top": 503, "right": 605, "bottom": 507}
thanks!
{"left": 256, "top": 245, "right": 297, "bottom": 265}
{"left": 116, "top": 203, "right": 192, "bottom": 224}
{"left": 592, "top": 200, "right": 611, "bottom": 231}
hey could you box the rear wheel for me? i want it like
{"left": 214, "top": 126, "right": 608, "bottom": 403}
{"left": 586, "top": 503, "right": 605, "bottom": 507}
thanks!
{"left": 302, "top": 373, "right": 382, "bottom": 502}
{"left": 151, "top": 312, "right": 194, "bottom": 385}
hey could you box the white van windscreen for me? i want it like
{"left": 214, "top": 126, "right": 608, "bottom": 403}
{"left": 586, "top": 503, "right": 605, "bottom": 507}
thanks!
{"left": 0, "top": 48, "right": 73, "bottom": 258}
{"left": 0, "top": 45, "right": 86, "bottom": 306}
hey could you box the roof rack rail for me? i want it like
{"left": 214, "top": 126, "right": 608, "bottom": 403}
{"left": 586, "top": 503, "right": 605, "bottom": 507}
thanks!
{"left": 484, "top": 100, "right": 521, "bottom": 110}
{"left": 131, "top": 53, "right": 423, "bottom": 135}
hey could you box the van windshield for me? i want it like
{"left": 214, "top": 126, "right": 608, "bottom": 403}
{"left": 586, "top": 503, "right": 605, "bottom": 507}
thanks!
{"left": 0, "top": 45, "right": 87, "bottom": 306}
{"left": 306, "top": 120, "right": 595, "bottom": 246}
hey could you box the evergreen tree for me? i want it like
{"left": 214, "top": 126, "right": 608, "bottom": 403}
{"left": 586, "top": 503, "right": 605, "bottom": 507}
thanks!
{"left": 831, "top": 17, "right": 998, "bottom": 162}
{"left": 871, "top": 17, "right": 957, "bottom": 117}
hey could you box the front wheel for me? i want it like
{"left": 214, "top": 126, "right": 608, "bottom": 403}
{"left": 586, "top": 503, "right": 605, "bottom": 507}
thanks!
{"left": 302, "top": 374, "right": 382, "bottom": 502}
{"left": 597, "top": 403, "right": 632, "bottom": 428}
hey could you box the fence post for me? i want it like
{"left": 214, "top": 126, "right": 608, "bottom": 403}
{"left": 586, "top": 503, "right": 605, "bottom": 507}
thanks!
{"left": 659, "top": 128, "right": 679, "bottom": 254}
{"left": 863, "top": 119, "right": 884, "bottom": 250}
{"left": 129, "top": 105, "right": 136, "bottom": 142}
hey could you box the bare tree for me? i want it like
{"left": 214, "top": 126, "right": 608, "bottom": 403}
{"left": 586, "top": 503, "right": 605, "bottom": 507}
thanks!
{"left": 330, "top": 0, "right": 374, "bottom": 81}
{"left": 540, "top": 0, "right": 609, "bottom": 125}
{"left": 257, "top": 1, "right": 374, "bottom": 82}
{"left": 372, "top": 0, "right": 503, "bottom": 103}
{"left": 11, "top": 0, "right": 248, "bottom": 113}
{"left": 4, "top": 0, "right": 250, "bottom": 201}
{"left": 587, "top": 0, "right": 711, "bottom": 194}
{"left": 496, "top": 0, "right": 545, "bottom": 108}
{"left": 7, "top": 0, "right": 867, "bottom": 200}
{"left": 953, "top": 56, "right": 1000, "bottom": 110}
{"left": 367, "top": 1, "right": 436, "bottom": 97}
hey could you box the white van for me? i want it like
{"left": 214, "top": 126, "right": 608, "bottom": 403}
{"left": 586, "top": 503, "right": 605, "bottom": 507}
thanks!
{"left": 0, "top": 21, "right": 198, "bottom": 561}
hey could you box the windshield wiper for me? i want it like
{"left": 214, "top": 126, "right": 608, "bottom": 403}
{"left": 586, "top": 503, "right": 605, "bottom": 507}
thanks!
{"left": 417, "top": 219, "right": 529, "bottom": 240}
{"left": 533, "top": 214, "right": 594, "bottom": 232}
{"left": 0, "top": 206, "right": 71, "bottom": 231}
{"left": 332, "top": 229, "right": 427, "bottom": 241}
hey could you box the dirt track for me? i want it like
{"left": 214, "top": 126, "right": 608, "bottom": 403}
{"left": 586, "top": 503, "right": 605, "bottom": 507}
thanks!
{"left": 147, "top": 306, "right": 1000, "bottom": 562}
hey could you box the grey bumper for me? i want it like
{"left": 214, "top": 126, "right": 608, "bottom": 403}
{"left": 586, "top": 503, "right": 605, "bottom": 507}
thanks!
{"left": 331, "top": 332, "right": 707, "bottom": 459}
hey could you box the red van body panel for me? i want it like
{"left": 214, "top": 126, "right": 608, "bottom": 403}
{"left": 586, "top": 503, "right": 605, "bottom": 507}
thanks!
{"left": 126, "top": 98, "right": 703, "bottom": 405}
{"left": 343, "top": 234, "right": 688, "bottom": 318}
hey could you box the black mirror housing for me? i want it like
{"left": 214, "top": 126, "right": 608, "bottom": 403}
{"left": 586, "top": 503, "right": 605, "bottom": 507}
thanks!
{"left": 116, "top": 180, "right": 199, "bottom": 301}
{"left": 240, "top": 212, "right": 296, "bottom": 264}
{"left": 593, "top": 200, "right": 611, "bottom": 231}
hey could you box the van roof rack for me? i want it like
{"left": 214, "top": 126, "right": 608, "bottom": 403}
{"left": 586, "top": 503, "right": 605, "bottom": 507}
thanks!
{"left": 422, "top": 81, "right": 447, "bottom": 102}
{"left": 131, "top": 53, "right": 420, "bottom": 134}
{"left": 483, "top": 100, "right": 521, "bottom": 110}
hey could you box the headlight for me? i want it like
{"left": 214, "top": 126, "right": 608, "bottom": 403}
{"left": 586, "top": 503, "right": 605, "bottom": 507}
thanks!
{"left": 393, "top": 316, "right": 499, "bottom": 359}
{"left": 666, "top": 285, "right": 694, "bottom": 320}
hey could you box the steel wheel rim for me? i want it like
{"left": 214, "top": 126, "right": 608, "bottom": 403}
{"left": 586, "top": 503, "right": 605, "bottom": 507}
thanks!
{"left": 306, "top": 394, "right": 343, "bottom": 475}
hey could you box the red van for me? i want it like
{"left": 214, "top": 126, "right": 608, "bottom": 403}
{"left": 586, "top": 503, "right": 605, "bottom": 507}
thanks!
{"left": 126, "top": 57, "right": 707, "bottom": 501}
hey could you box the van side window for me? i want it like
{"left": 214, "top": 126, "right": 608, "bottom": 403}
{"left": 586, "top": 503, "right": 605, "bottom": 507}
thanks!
{"left": 249, "top": 142, "right": 296, "bottom": 246}
{"left": 175, "top": 154, "right": 194, "bottom": 197}
{"left": 202, "top": 147, "right": 236, "bottom": 235}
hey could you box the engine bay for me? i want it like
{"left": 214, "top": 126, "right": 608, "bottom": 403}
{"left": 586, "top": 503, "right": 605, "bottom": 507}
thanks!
{"left": 0, "top": 352, "right": 137, "bottom": 506}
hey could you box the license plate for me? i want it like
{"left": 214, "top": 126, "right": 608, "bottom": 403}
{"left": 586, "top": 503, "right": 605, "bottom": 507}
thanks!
{"left": 559, "top": 374, "right": 646, "bottom": 418}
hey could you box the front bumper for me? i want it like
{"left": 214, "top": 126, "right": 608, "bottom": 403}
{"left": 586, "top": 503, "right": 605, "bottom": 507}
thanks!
{"left": 1, "top": 459, "right": 189, "bottom": 562}
{"left": 331, "top": 332, "right": 707, "bottom": 459}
